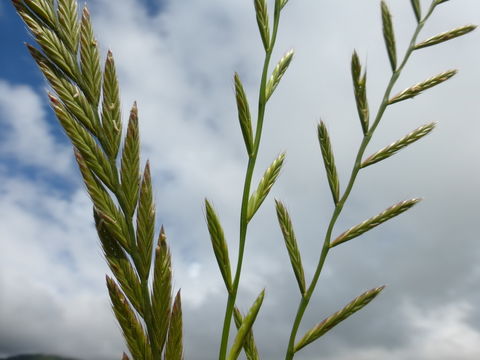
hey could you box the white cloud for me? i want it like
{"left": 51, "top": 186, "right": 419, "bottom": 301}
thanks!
{"left": 0, "top": 81, "right": 73, "bottom": 176}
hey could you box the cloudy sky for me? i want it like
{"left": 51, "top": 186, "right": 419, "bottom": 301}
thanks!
{"left": 1, "top": 0, "right": 480, "bottom": 359}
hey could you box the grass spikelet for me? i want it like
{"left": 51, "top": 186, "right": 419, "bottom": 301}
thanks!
{"left": 294, "top": 286, "right": 385, "bottom": 352}
{"left": 101, "top": 50, "right": 122, "bottom": 159}
{"left": 136, "top": 162, "right": 155, "bottom": 281}
{"left": 205, "top": 199, "right": 233, "bottom": 293}
{"left": 381, "top": 0, "right": 397, "bottom": 72}
{"left": 24, "top": 21, "right": 79, "bottom": 83}
{"left": 49, "top": 94, "right": 118, "bottom": 191}
{"left": 234, "top": 73, "right": 254, "bottom": 156}
{"left": 330, "top": 199, "right": 422, "bottom": 248}
{"left": 57, "top": 0, "right": 80, "bottom": 53}
{"left": 265, "top": 49, "right": 294, "bottom": 101}
{"left": 388, "top": 70, "right": 457, "bottom": 104}
{"left": 227, "top": 290, "right": 265, "bottom": 360}
{"left": 94, "top": 210, "right": 144, "bottom": 315}
{"left": 414, "top": 25, "right": 477, "bottom": 50}
{"left": 233, "top": 307, "right": 260, "bottom": 360}
{"left": 410, "top": 0, "right": 421, "bottom": 22}
{"left": 275, "top": 200, "right": 306, "bottom": 295}
{"left": 80, "top": 5, "right": 102, "bottom": 106}
{"left": 75, "top": 150, "right": 130, "bottom": 251}
{"left": 106, "top": 276, "right": 152, "bottom": 360}
{"left": 13, "top": 1, "right": 43, "bottom": 37}
{"left": 33, "top": 19, "right": 80, "bottom": 81}
{"left": 247, "top": 152, "right": 286, "bottom": 222}
{"left": 120, "top": 102, "right": 140, "bottom": 218}
{"left": 32, "top": 48, "right": 98, "bottom": 134}
{"left": 152, "top": 227, "right": 173, "bottom": 354}
{"left": 351, "top": 51, "right": 369, "bottom": 135}
{"left": 24, "top": 0, "right": 56, "bottom": 29}
{"left": 361, "top": 122, "right": 436, "bottom": 168}
{"left": 254, "top": 0, "right": 270, "bottom": 51}
{"left": 317, "top": 121, "right": 340, "bottom": 205}
{"left": 165, "top": 291, "right": 183, "bottom": 360}
{"left": 41, "top": 26, "right": 75, "bottom": 67}
{"left": 280, "top": 0, "right": 290, "bottom": 10}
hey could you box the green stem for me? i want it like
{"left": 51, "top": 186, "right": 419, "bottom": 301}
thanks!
{"left": 218, "top": 2, "right": 284, "bottom": 360}
{"left": 284, "top": 3, "right": 437, "bottom": 359}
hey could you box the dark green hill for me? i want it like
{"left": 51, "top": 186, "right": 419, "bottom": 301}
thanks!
{"left": 2, "top": 355, "right": 78, "bottom": 360}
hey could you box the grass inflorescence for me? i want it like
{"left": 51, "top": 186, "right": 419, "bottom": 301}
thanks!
{"left": 279, "top": 2, "right": 475, "bottom": 359}
{"left": 12, "top": 0, "right": 476, "bottom": 359}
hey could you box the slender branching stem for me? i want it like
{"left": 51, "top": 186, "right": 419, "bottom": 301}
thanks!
{"left": 218, "top": 2, "right": 284, "bottom": 360}
{"left": 284, "top": 2, "right": 438, "bottom": 359}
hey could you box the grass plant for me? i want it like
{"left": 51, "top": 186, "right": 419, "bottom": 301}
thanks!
{"left": 12, "top": 0, "right": 476, "bottom": 359}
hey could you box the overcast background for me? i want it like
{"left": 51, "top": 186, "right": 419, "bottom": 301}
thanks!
{"left": 1, "top": 0, "right": 480, "bottom": 359}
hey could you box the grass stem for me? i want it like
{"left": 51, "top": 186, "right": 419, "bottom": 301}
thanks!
{"left": 218, "top": 2, "right": 284, "bottom": 359}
